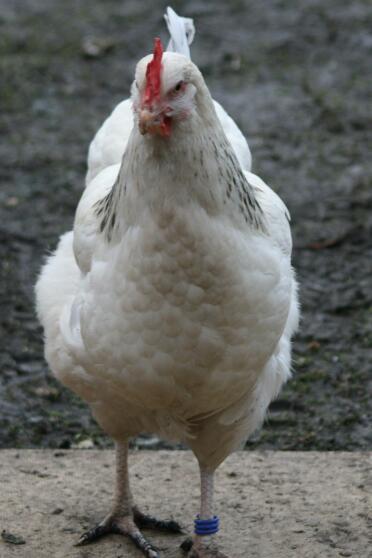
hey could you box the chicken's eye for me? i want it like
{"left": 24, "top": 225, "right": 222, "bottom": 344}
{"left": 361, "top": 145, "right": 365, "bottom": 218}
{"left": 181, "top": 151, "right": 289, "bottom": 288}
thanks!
{"left": 174, "top": 80, "right": 184, "bottom": 93}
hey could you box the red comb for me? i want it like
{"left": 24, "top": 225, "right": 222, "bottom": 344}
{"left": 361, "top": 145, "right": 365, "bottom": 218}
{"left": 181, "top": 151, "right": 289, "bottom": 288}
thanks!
{"left": 144, "top": 37, "right": 163, "bottom": 106}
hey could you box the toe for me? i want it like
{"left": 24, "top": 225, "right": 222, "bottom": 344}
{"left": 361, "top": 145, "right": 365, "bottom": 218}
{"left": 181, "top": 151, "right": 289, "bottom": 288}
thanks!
{"left": 75, "top": 521, "right": 111, "bottom": 546}
{"left": 127, "top": 526, "right": 160, "bottom": 557}
{"left": 133, "top": 505, "right": 183, "bottom": 534}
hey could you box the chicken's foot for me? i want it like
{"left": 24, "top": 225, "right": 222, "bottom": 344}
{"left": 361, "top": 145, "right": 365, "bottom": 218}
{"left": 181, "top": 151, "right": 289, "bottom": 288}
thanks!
{"left": 75, "top": 440, "right": 181, "bottom": 557}
{"left": 77, "top": 513, "right": 160, "bottom": 557}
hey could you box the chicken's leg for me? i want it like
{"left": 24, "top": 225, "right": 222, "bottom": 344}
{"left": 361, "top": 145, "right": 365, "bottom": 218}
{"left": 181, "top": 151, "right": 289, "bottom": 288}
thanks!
{"left": 182, "top": 467, "right": 228, "bottom": 558}
{"left": 77, "top": 440, "right": 182, "bottom": 557}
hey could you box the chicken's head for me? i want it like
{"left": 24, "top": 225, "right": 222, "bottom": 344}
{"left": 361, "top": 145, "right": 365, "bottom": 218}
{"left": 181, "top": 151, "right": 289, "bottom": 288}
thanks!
{"left": 132, "top": 38, "right": 198, "bottom": 138}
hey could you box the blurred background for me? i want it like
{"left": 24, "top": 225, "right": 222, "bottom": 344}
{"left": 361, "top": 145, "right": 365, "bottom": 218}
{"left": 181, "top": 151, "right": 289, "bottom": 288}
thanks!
{"left": 1, "top": 0, "right": 371, "bottom": 451}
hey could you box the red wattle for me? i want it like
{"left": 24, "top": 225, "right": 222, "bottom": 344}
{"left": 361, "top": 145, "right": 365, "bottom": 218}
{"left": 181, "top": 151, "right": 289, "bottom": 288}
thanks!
{"left": 160, "top": 116, "right": 172, "bottom": 137}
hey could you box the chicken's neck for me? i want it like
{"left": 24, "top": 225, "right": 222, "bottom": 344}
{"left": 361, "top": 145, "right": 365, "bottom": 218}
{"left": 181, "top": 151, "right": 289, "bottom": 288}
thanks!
{"left": 96, "top": 104, "right": 265, "bottom": 242}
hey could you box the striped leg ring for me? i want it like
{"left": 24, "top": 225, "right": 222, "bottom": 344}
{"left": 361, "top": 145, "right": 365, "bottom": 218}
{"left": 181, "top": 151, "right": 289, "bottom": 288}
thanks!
{"left": 194, "top": 515, "right": 220, "bottom": 536}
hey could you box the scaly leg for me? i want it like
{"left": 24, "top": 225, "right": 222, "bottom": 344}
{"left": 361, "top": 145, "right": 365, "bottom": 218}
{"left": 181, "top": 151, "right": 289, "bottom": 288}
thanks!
{"left": 77, "top": 440, "right": 182, "bottom": 557}
{"left": 182, "top": 467, "right": 228, "bottom": 558}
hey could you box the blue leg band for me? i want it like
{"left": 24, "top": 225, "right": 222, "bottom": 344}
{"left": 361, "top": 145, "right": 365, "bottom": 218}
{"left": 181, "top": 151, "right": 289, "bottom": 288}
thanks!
{"left": 194, "top": 515, "right": 220, "bottom": 536}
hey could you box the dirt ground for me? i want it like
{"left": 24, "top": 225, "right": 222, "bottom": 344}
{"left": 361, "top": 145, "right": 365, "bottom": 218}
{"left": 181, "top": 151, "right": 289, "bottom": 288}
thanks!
{"left": 0, "top": 0, "right": 371, "bottom": 450}
{"left": 2, "top": 450, "right": 371, "bottom": 558}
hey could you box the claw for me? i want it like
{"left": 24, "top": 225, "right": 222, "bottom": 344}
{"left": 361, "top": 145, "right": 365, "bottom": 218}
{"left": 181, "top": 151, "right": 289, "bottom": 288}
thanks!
{"left": 75, "top": 522, "right": 112, "bottom": 546}
{"left": 180, "top": 537, "right": 194, "bottom": 551}
{"left": 129, "top": 529, "right": 160, "bottom": 558}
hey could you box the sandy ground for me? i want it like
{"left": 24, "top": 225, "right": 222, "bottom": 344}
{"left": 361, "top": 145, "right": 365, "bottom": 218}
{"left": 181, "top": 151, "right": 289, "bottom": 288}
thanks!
{"left": 1, "top": 450, "right": 371, "bottom": 557}
{"left": 0, "top": 1, "right": 371, "bottom": 449}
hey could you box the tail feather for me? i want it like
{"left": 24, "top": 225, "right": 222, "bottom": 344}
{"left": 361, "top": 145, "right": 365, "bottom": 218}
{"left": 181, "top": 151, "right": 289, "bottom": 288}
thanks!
{"left": 164, "top": 6, "right": 195, "bottom": 58}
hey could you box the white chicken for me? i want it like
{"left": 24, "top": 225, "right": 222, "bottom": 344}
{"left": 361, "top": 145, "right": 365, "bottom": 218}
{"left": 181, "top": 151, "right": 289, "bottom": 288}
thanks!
{"left": 35, "top": 7, "right": 299, "bottom": 558}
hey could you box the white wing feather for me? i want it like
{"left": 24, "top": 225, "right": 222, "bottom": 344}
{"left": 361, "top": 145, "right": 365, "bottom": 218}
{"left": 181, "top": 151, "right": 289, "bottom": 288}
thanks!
{"left": 245, "top": 171, "right": 292, "bottom": 257}
{"left": 74, "top": 163, "right": 120, "bottom": 274}
{"left": 86, "top": 100, "right": 132, "bottom": 186}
